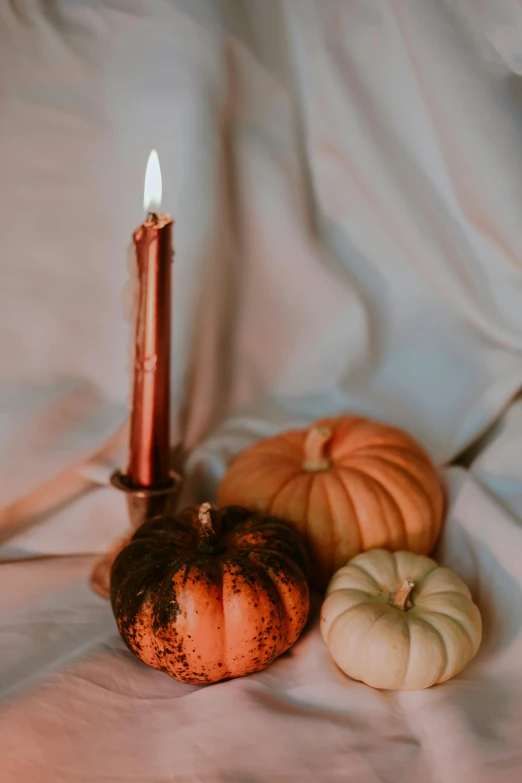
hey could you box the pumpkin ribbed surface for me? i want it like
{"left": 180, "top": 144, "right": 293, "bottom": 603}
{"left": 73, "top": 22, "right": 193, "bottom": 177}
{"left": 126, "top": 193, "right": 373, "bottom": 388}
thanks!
{"left": 110, "top": 504, "right": 310, "bottom": 684}
{"left": 321, "top": 549, "right": 482, "bottom": 689}
{"left": 217, "top": 416, "right": 445, "bottom": 589}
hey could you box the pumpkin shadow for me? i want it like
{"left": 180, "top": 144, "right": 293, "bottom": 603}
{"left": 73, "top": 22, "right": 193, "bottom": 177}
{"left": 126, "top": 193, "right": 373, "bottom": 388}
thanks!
{"left": 267, "top": 591, "right": 321, "bottom": 665}
{"left": 307, "top": 589, "right": 324, "bottom": 622}
{"left": 435, "top": 517, "right": 522, "bottom": 659}
{"left": 469, "top": 552, "right": 522, "bottom": 660}
{"left": 449, "top": 676, "right": 514, "bottom": 749}
{"left": 286, "top": 589, "right": 323, "bottom": 647}
{"left": 247, "top": 686, "right": 421, "bottom": 782}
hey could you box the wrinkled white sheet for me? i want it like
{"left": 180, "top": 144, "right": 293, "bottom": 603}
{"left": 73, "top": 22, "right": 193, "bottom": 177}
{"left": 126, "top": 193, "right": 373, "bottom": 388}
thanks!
{"left": 3, "top": 1, "right": 522, "bottom": 780}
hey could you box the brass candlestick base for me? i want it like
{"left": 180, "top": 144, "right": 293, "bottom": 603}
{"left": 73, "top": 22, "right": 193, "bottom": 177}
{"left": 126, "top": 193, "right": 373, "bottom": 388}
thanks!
{"left": 90, "top": 468, "right": 182, "bottom": 600}
{"left": 110, "top": 469, "right": 182, "bottom": 530}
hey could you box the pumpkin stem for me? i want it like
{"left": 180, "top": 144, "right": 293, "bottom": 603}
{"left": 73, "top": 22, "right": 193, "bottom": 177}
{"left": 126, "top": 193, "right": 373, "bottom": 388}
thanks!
{"left": 303, "top": 426, "right": 332, "bottom": 472}
{"left": 197, "top": 502, "right": 215, "bottom": 542}
{"left": 389, "top": 578, "right": 415, "bottom": 611}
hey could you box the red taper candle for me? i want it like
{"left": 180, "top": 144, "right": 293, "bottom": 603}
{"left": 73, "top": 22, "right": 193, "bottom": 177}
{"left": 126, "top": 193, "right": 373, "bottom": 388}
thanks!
{"left": 127, "top": 150, "right": 173, "bottom": 487}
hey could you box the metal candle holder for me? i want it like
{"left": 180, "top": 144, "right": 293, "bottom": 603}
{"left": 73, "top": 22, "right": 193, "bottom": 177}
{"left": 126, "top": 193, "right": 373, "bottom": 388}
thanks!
{"left": 90, "top": 468, "right": 182, "bottom": 600}
{"left": 110, "top": 469, "right": 182, "bottom": 529}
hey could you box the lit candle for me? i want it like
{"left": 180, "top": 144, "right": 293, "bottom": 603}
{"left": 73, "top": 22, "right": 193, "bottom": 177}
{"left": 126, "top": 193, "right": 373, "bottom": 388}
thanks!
{"left": 127, "top": 150, "right": 174, "bottom": 487}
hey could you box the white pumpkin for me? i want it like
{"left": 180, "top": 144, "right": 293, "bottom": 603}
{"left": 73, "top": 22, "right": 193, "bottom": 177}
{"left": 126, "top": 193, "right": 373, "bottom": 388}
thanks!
{"left": 320, "top": 549, "right": 482, "bottom": 690}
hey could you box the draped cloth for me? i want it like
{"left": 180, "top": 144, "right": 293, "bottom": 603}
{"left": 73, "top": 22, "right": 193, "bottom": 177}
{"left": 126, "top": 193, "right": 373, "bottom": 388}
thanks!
{"left": 3, "top": 2, "right": 522, "bottom": 780}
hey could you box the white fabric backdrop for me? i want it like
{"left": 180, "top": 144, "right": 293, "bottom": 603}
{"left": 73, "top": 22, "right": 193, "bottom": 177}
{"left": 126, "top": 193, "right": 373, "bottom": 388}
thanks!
{"left": 2, "top": 1, "right": 522, "bottom": 780}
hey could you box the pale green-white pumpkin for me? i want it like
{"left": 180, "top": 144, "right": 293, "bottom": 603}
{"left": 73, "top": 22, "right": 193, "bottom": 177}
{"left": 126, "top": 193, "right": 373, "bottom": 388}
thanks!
{"left": 320, "top": 549, "right": 482, "bottom": 690}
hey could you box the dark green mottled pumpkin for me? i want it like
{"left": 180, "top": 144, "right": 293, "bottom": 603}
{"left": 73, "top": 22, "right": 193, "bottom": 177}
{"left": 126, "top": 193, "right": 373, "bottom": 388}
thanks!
{"left": 110, "top": 503, "right": 310, "bottom": 684}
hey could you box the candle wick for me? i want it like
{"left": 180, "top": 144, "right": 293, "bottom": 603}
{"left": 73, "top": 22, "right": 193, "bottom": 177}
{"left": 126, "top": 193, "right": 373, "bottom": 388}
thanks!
{"left": 147, "top": 211, "right": 159, "bottom": 223}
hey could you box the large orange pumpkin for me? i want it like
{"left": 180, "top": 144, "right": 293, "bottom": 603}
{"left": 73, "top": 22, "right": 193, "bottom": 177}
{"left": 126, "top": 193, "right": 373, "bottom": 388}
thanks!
{"left": 110, "top": 503, "right": 310, "bottom": 684}
{"left": 217, "top": 416, "right": 445, "bottom": 589}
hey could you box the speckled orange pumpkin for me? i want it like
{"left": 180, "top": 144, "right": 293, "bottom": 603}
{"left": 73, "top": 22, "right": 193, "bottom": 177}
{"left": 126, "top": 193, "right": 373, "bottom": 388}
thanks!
{"left": 218, "top": 416, "right": 445, "bottom": 590}
{"left": 110, "top": 503, "right": 310, "bottom": 684}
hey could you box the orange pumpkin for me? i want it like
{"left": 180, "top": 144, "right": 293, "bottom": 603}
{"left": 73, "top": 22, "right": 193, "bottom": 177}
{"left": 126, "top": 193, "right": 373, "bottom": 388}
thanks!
{"left": 217, "top": 416, "right": 445, "bottom": 589}
{"left": 110, "top": 503, "right": 310, "bottom": 684}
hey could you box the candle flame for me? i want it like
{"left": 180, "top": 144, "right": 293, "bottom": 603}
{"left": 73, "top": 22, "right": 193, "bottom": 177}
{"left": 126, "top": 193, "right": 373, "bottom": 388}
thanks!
{"left": 143, "top": 149, "right": 162, "bottom": 212}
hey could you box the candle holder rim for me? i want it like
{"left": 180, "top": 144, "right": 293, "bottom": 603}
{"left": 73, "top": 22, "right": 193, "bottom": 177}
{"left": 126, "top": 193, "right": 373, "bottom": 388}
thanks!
{"left": 110, "top": 469, "right": 181, "bottom": 498}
